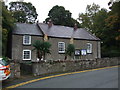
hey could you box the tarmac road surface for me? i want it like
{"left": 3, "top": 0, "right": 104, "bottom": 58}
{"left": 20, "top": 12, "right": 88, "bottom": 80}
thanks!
{"left": 15, "top": 66, "right": 118, "bottom": 88}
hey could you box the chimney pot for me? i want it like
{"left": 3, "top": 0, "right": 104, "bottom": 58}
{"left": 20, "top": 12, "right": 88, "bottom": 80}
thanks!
{"left": 48, "top": 19, "right": 53, "bottom": 28}
{"left": 74, "top": 23, "right": 77, "bottom": 31}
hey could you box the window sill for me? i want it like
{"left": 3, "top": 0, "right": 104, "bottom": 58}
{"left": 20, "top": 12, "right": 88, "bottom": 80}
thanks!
{"left": 23, "top": 44, "right": 31, "bottom": 46}
{"left": 23, "top": 59, "right": 31, "bottom": 60}
{"left": 58, "top": 52, "right": 65, "bottom": 54}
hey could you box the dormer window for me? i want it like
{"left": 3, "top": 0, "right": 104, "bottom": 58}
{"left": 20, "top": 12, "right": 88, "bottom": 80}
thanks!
{"left": 23, "top": 35, "right": 31, "bottom": 45}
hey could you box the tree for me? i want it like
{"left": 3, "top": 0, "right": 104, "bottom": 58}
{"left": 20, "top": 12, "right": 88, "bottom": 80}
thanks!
{"left": 41, "top": 42, "right": 51, "bottom": 60}
{"left": 103, "top": 1, "right": 120, "bottom": 57}
{"left": 2, "top": 2, "right": 15, "bottom": 31}
{"left": 78, "top": 2, "right": 120, "bottom": 57}
{"left": 65, "top": 44, "right": 75, "bottom": 60}
{"left": 78, "top": 3, "right": 100, "bottom": 31}
{"left": 32, "top": 40, "right": 42, "bottom": 60}
{"left": 32, "top": 40, "right": 51, "bottom": 61}
{"left": 9, "top": 1, "right": 38, "bottom": 23}
{"left": 92, "top": 8, "right": 108, "bottom": 37}
{"left": 1, "top": 1, "right": 15, "bottom": 57}
{"left": 107, "top": 1, "right": 120, "bottom": 41}
{"left": 45, "top": 5, "right": 81, "bottom": 27}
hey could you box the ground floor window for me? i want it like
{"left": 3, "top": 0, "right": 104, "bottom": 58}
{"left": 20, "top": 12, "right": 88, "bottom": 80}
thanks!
{"left": 87, "top": 43, "right": 92, "bottom": 54}
{"left": 23, "top": 50, "right": 31, "bottom": 60}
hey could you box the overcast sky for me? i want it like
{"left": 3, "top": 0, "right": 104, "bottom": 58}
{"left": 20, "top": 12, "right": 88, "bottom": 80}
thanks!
{"left": 5, "top": 0, "right": 110, "bottom": 22}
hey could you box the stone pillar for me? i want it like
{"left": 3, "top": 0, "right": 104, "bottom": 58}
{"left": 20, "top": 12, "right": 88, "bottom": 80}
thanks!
{"left": 98, "top": 41, "right": 101, "bottom": 58}
{"left": 10, "top": 62, "right": 20, "bottom": 78}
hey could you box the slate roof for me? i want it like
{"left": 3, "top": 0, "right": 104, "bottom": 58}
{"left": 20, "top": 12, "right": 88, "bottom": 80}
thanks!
{"left": 13, "top": 23, "right": 100, "bottom": 41}
{"left": 13, "top": 23, "right": 43, "bottom": 36}
{"left": 38, "top": 23, "right": 100, "bottom": 41}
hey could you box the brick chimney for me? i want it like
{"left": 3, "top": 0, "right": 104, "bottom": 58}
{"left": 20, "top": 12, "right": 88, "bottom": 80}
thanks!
{"left": 48, "top": 19, "right": 53, "bottom": 28}
{"left": 74, "top": 23, "right": 77, "bottom": 31}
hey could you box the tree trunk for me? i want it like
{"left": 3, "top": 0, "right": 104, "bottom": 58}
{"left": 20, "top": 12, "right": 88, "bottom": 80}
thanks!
{"left": 65, "top": 55, "right": 67, "bottom": 60}
{"left": 37, "top": 50, "right": 42, "bottom": 61}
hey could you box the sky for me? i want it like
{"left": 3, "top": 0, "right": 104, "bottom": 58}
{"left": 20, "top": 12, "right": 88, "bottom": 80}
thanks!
{"left": 4, "top": 0, "right": 110, "bottom": 22}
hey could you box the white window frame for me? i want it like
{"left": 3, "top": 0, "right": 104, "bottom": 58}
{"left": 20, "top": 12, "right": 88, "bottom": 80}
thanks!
{"left": 87, "top": 43, "right": 92, "bottom": 54}
{"left": 58, "top": 42, "right": 65, "bottom": 53}
{"left": 23, "top": 50, "right": 31, "bottom": 60}
{"left": 23, "top": 35, "right": 31, "bottom": 45}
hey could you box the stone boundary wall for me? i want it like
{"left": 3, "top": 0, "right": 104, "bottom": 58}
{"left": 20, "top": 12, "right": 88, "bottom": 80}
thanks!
{"left": 9, "top": 57, "right": 120, "bottom": 78}
{"left": 9, "top": 61, "right": 20, "bottom": 78}
{"left": 32, "top": 57, "right": 120, "bottom": 76}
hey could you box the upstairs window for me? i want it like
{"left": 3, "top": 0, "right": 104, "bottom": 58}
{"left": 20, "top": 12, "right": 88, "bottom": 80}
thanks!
{"left": 87, "top": 43, "right": 92, "bottom": 54}
{"left": 23, "top": 50, "right": 31, "bottom": 60}
{"left": 58, "top": 42, "right": 65, "bottom": 53}
{"left": 23, "top": 35, "right": 31, "bottom": 45}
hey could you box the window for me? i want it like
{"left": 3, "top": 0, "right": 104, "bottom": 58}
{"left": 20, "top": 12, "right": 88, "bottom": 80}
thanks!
{"left": 75, "top": 49, "right": 81, "bottom": 56}
{"left": 58, "top": 42, "right": 65, "bottom": 53}
{"left": 81, "top": 49, "right": 87, "bottom": 55}
{"left": 87, "top": 43, "right": 92, "bottom": 53}
{"left": 23, "top": 50, "right": 31, "bottom": 60}
{"left": 23, "top": 35, "right": 31, "bottom": 45}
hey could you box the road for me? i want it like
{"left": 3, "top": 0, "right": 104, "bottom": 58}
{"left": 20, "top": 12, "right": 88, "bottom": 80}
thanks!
{"left": 15, "top": 67, "right": 118, "bottom": 88}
